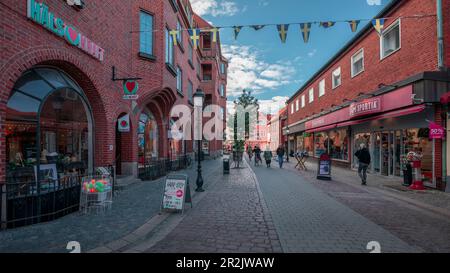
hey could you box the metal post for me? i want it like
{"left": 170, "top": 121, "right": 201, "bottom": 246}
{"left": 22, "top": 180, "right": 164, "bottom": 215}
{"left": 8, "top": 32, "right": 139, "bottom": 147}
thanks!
{"left": 195, "top": 139, "right": 204, "bottom": 192}
{"left": 437, "top": 0, "right": 445, "bottom": 70}
{"left": 1, "top": 184, "right": 6, "bottom": 229}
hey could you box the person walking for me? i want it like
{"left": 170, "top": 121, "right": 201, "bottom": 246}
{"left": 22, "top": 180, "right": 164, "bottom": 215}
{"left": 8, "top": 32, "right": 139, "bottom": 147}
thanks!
{"left": 263, "top": 146, "right": 273, "bottom": 168}
{"left": 355, "top": 143, "right": 371, "bottom": 185}
{"left": 254, "top": 145, "right": 262, "bottom": 166}
{"left": 276, "top": 145, "right": 285, "bottom": 169}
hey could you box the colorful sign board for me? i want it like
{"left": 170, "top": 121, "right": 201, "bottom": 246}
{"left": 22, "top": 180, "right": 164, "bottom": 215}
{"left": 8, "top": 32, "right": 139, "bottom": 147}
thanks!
{"left": 429, "top": 122, "right": 445, "bottom": 139}
{"left": 161, "top": 174, "right": 192, "bottom": 212}
{"left": 123, "top": 80, "right": 139, "bottom": 100}
{"left": 118, "top": 114, "right": 130, "bottom": 132}
{"left": 349, "top": 97, "right": 382, "bottom": 118}
{"left": 27, "top": 0, "right": 104, "bottom": 61}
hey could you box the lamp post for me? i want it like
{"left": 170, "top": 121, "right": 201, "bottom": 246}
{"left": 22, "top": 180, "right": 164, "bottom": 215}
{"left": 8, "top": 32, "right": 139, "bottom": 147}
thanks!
{"left": 193, "top": 89, "right": 205, "bottom": 192}
{"left": 286, "top": 126, "right": 290, "bottom": 162}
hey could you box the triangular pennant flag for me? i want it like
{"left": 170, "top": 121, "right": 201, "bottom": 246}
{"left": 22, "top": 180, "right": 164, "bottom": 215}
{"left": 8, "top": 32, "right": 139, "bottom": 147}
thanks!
{"left": 233, "top": 26, "right": 243, "bottom": 40}
{"left": 300, "top": 23, "right": 312, "bottom": 43}
{"left": 277, "top": 24, "right": 289, "bottom": 43}
{"left": 348, "top": 20, "right": 360, "bottom": 32}
{"left": 188, "top": 29, "right": 201, "bottom": 49}
{"left": 319, "top": 21, "right": 335, "bottom": 28}
{"left": 372, "top": 19, "right": 385, "bottom": 35}
{"left": 169, "top": 29, "right": 179, "bottom": 46}
{"left": 209, "top": 27, "right": 220, "bottom": 43}
{"left": 251, "top": 25, "right": 265, "bottom": 31}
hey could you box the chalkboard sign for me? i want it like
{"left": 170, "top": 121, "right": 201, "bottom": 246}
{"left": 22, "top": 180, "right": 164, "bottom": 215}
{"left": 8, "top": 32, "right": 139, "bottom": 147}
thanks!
{"left": 317, "top": 153, "right": 332, "bottom": 181}
{"left": 161, "top": 174, "right": 192, "bottom": 213}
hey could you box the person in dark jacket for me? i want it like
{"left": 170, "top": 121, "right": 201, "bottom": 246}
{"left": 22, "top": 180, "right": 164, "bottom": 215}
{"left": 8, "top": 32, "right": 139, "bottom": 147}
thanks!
{"left": 276, "top": 145, "right": 285, "bottom": 168}
{"left": 354, "top": 143, "right": 371, "bottom": 185}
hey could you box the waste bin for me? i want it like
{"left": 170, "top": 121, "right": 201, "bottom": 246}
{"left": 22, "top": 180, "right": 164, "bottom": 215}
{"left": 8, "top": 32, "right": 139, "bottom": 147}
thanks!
{"left": 223, "top": 154, "right": 230, "bottom": 174}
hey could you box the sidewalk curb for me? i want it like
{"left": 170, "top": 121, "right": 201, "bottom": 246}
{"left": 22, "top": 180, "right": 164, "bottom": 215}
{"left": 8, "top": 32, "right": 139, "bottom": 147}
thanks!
{"left": 87, "top": 161, "right": 222, "bottom": 253}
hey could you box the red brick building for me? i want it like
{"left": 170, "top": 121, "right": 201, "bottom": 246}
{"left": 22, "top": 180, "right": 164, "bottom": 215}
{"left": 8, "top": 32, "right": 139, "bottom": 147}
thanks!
{"left": 286, "top": 0, "right": 450, "bottom": 191}
{"left": 0, "top": 0, "right": 228, "bottom": 227}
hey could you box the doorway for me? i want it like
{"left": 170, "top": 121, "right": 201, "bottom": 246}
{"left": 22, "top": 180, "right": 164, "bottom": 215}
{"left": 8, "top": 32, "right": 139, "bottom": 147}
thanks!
{"left": 115, "top": 122, "right": 122, "bottom": 175}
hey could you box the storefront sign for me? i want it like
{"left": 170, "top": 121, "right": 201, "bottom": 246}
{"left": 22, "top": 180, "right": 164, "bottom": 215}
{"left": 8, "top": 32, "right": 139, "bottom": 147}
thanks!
{"left": 317, "top": 153, "right": 332, "bottom": 180}
{"left": 123, "top": 80, "right": 139, "bottom": 100}
{"left": 27, "top": 0, "right": 104, "bottom": 61}
{"left": 118, "top": 114, "right": 130, "bottom": 132}
{"left": 161, "top": 175, "right": 192, "bottom": 212}
{"left": 429, "top": 122, "right": 445, "bottom": 139}
{"left": 349, "top": 98, "right": 382, "bottom": 118}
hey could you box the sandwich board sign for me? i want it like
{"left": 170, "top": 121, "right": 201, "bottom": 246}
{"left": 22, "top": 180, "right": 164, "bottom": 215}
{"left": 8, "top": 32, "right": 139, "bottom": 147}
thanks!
{"left": 317, "top": 153, "right": 332, "bottom": 181}
{"left": 161, "top": 174, "right": 192, "bottom": 213}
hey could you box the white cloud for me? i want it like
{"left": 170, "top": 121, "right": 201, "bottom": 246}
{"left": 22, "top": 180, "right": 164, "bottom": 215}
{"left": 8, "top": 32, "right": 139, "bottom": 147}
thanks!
{"left": 367, "top": 0, "right": 382, "bottom": 5}
{"left": 307, "top": 49, "right": 317, "bottom": 57}
{"left": 190, "top": 0, "right": 240, "bottom": 17}
{"left": 222, "top": 45, "right": 297, "bottom": 97}
{"left": 258, "top": 96, "right": 289, "bottom": 115}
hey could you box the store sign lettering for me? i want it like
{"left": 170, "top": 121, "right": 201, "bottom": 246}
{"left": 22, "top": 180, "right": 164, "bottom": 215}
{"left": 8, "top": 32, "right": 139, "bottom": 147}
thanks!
{"left": 429, "top": 122, "right": 445, "bottom": 139}
{"left": 27, "top": 0, "right": 104, "bottom": 61}
{"left": 312, "top": 118, "right": 325, "bottom": 128}
{"left": 349, "top": 98, "right": 381, "bottom": 118}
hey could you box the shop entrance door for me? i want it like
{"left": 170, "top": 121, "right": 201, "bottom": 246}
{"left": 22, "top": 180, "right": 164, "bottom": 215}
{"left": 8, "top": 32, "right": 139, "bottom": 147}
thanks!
{"left": 380, "top": 131, "right": 395, "bottom": 176}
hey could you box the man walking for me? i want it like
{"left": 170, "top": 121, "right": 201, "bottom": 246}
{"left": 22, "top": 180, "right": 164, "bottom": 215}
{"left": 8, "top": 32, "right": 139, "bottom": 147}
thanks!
{"left": 354, "top": 143, "right": 371, "bottom": 185}
{"left": 276, "top": 145, "right": 285, "bottom": 169}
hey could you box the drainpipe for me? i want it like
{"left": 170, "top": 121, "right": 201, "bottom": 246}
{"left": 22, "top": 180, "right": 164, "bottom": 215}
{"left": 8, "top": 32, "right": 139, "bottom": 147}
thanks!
{"left": 437, "top": 0, "right": 445, "bottom": 71}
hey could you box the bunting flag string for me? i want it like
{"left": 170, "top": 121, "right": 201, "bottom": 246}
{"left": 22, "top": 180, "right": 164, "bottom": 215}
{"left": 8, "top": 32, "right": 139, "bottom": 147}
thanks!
{"left": 372, "top": 18, "right": 385, "bottom": 35}
{"left": 277, "top": 24, "right": 289, "bottom": 43}
{"left": 148, "top": 14, "right": 435, "bottom": 45}
{"left": 188, "top": 28, "right": 201, "bottom": 49}
{"left": 233, "top": 26, "right": 243, "bottom": 40}
{"left": 349, "top": 20, "right": 360, "bottom": 32}
{"left": 300, "top": 23, "right": 312, "bottom": 43}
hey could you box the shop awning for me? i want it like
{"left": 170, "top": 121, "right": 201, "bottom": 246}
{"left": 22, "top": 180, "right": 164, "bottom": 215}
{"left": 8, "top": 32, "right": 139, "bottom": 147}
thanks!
{"left": 306, "top": 124, "right": 337, "bottom": 133}
{"left": 336, "top": 104, "right": 426, "bottom": 128}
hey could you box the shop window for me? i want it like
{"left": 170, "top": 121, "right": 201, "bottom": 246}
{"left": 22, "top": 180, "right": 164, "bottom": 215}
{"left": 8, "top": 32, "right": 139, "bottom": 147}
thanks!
{"left": 314, "top": 132, "right": 328, "bottom": 157}
{"left": 381, "top": 20, "right": 401, "bottom": 59}
{"left": 138, "top": 111, "right": 158, "bottom": 166}
{"left": 139, "top": 11, "right": 153, "bottom": 56}
{"left": 6, "top": 67, "right": 93, "bottom": 184}
{"left": 328, "top": 129, "right": 348, "bottom": 160}
{"left": 351, "top": 48, "right": 364, "bottom": 77}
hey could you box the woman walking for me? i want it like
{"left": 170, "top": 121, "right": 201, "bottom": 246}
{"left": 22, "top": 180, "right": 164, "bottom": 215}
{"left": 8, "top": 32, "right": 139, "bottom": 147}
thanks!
{"left": 263, "top": 146, "right": 273, "bottom": 168}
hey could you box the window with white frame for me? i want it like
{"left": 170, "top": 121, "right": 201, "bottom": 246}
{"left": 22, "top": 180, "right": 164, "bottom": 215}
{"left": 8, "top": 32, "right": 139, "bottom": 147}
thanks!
{"left": 332, "top": 67, "right": 341, "bottom": 89}
{"left": 319, "top": 79, "right": 325, "bottom": 97}
{"left": 309, "top": 88, "right": 314, "bottom": 103}
{"left": 301, "top": 95, "right": 305, "bottom": 108}
{"left": 381, "top": 20, "right": 401, "bottom": 59}
{"left": 165, "top": 28, "right": 174, "bottom": 65}
{"left": 351, "top": 49, "right": 364, "bottom": 77}
{"left": 295, "top": 99, "right": 299, "bottom": 111}
{"left": 291, "top": 103, "right": 294, "bottom": 114}
{"left": 176, "top": 66, "right": 183, "bottom": 93}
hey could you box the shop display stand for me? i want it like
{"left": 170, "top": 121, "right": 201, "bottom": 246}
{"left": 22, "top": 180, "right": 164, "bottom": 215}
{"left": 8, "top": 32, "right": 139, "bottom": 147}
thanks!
{"left": 79, "top": 176, "right": 112, "bottom": 215}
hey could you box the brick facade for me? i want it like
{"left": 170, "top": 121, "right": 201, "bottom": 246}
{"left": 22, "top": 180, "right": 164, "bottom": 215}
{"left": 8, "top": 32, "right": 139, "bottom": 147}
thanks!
{"left": 0, "top": 0, "right": 227, "bottom": 182}
{"left": 286, "top": 0, "right": 449, "bottom": 191}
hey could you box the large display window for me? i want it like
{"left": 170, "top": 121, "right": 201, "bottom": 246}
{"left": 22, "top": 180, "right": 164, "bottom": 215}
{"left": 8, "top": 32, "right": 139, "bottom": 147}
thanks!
{"left": 138, "top": 111, "right": 158, "bottom": 165}
{"left": 314, "top": 129, "right": 349, "bottom": 160}
{"left": 5, "top": 67, "right": 93, "bottom": 185}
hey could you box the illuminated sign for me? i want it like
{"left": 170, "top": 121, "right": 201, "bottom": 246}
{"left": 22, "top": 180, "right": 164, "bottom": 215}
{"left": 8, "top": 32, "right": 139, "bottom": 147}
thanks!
{"left": 27, "top": 0, "right": 104, "bottom": 61}
{"left": 349, "top": 97, "right": 382, "bottom": 118}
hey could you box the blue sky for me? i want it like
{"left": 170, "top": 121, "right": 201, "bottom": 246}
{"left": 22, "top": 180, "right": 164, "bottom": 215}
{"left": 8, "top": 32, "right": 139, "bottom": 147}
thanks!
{"left": 190, "top": 0, "right": 392, "bottom": 114}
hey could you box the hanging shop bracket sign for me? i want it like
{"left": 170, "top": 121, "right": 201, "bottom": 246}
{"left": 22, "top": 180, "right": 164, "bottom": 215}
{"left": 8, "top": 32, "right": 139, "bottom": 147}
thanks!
{"left": 112, "top": 67, "right": 142, "bottom": 100}
{"left": 27, "top": 0, "right": 104, "bottom": 61}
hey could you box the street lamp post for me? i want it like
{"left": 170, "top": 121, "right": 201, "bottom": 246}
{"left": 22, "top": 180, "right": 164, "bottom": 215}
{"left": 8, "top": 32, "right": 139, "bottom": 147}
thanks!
{"left": 194, "top": 89, "right": 205, "bottom": 192}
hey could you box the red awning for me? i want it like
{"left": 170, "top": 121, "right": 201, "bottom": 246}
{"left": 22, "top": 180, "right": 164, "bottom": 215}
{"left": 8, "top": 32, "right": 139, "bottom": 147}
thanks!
{"left": 336, "top": 104, "right": 426, "bottom": 128}
{"left": 306, "top": 124, "right": 337, "bottom": 133}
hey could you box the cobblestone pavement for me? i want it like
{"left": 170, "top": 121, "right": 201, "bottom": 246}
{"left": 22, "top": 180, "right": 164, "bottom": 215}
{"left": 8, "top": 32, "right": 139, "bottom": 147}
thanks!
{"left": 145, "top": 161, "right": 283, "bottom": 253}
{"left": 281, "top": 160, "right": 450, "bottom": 252}
{"left": 0, "top": 159, "right": 221, "bottom": 253}
{"left": 250, "top": 159, "right": 421, "bottom": 253}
